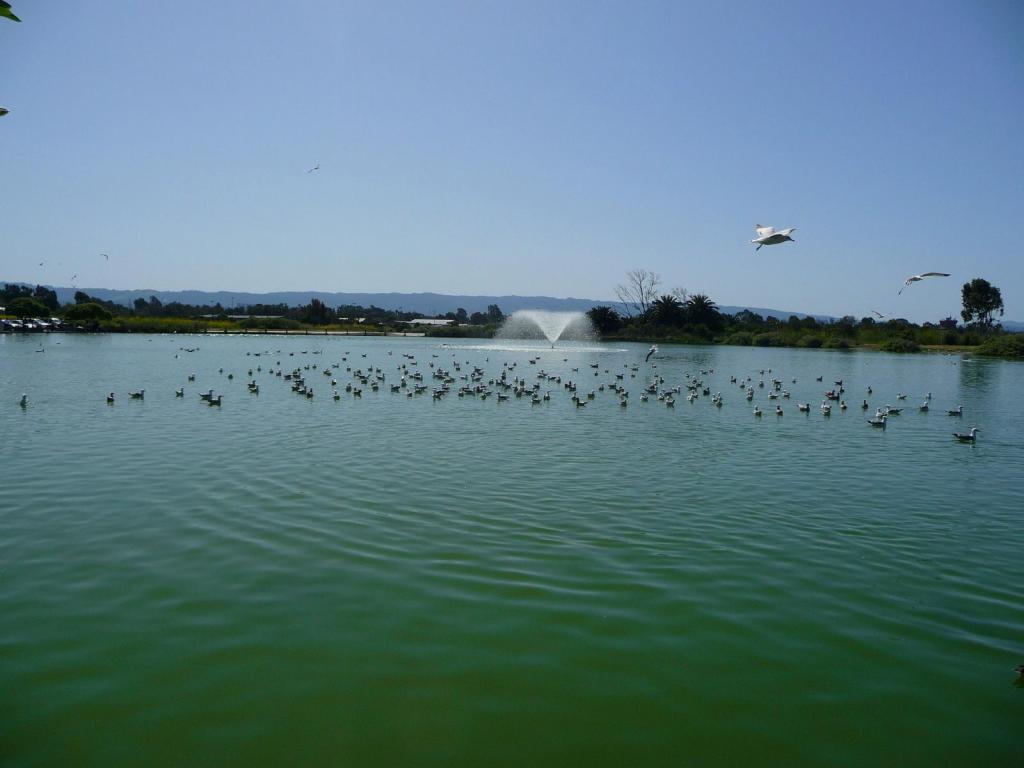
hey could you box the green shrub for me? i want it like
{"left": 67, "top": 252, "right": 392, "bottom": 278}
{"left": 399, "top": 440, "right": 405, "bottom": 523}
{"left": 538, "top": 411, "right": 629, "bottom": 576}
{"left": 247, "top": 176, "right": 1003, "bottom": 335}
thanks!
{"left": 797, "top": 336, "right": 823, "bottom": 348}
{"left": 880, "top": 337, "right": 920, "bottom": 353}
{"left": 824, "top": 338, "right": 852, "bottom": 349}
{"left": 753, "top": 332, "right": 787, "bottom": 347}
{"left": 62, "top": 302, "right": 112, "bottom": 322}
{"left": 725, "top": 331, "right": 752, "bottom": 346}
{"left": 240, "top": 317, "right": 301, "bottom": 330}
{"left": 976, "top": 334, "right": 1024, "bottom": 358}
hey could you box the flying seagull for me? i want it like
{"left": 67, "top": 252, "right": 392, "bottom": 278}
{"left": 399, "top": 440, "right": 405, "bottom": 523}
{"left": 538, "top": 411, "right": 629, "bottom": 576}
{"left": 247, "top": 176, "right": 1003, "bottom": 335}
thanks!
{"left": 899, "top": 272, "right": 950, "bottom": 295}
{"left": 751, "top": 225, "right": 796, "bottom": 251}
{"left": 645, "top": 345, "right": 658, "bottom": 362}
{"left": 70, "top": 274, "right": 77, "bottom": 281}
{"left": 871, "top": 310, "right": 886, "bottom": 319}
{"left": 307, "top": 164, "right": 320, "bottom": 173}
{"left": 0, "top": 107, "right": 8, "bottom": 117}
{"left": 101, "top": 253, "right": 109, "bottom": 260}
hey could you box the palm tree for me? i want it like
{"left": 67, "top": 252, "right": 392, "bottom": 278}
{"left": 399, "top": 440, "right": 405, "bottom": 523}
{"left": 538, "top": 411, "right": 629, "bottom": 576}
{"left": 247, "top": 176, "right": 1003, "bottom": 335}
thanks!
{"left": 652, "top": 294, "right": 684, "bottom": 326}
{"left": 685, "top": 294, "right": 720, "bottom": 327}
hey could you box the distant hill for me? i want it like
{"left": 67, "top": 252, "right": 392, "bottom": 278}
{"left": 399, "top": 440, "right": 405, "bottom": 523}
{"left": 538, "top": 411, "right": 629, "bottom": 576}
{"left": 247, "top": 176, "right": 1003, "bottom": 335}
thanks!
{"left": 28, "top": 285, "right": 836, "bottom": 322}
{"left": 13, "top": 281, "right": 1020, "bottom": 327}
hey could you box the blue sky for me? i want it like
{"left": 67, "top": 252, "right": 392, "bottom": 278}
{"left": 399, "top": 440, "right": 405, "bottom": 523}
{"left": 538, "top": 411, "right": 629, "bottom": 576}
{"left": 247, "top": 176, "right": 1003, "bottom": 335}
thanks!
{"left": 2, "top": 1, "right": 1022, "bottom": 320}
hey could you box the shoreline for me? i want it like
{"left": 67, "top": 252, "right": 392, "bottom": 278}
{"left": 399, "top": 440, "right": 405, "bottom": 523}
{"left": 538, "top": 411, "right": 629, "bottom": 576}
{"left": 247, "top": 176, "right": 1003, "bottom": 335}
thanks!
{"left": 4, "top": 327, "right": 1019, "bottom": 358}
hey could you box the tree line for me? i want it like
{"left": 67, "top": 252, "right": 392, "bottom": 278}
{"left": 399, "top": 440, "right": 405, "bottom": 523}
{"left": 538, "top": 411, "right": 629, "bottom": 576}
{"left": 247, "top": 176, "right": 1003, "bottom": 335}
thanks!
{"left": 1, "top": 283, "right": 506, "bottom": 331}
{"left": 587, "top": 270, "right": 1011, "bottom": 353}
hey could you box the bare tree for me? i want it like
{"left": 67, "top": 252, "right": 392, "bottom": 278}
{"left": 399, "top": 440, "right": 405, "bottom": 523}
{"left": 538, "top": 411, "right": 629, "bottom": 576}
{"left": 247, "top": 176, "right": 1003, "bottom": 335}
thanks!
{"left": 615, "top": 269, "right": 661, "bottom": 317}
{"left": 671, "top": 286, "right": 689, "bottom": 304}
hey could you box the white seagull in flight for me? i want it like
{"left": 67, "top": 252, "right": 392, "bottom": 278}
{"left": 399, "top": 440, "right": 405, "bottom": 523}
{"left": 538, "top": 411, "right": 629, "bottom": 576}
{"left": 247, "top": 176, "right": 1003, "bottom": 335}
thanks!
{"left": 307, "top": 164, "right": 320, "bottom": 173}
{"left": 899, "top": 272, "right": 950, "bottom": 295}
{"left": 751, "top": 225, "right": 796, "bottom": 251}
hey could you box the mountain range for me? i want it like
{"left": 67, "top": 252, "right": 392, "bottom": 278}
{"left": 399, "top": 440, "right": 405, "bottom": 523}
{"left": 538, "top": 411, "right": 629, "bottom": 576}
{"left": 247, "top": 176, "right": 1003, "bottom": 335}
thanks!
{"left": 5, "top": 283, "right": 1021, "bottom": 329}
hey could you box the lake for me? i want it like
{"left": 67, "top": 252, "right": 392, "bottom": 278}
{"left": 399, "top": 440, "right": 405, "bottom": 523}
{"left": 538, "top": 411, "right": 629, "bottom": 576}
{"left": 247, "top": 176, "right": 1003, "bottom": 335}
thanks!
{"left": 2, "top": 333, "right": 1021, "bottom": 766}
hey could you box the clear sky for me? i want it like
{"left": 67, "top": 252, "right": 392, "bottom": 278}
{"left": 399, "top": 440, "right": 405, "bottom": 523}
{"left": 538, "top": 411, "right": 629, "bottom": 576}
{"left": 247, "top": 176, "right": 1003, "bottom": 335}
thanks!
{"left": 2, "top": 0, "right": 1022, "bottom": 321}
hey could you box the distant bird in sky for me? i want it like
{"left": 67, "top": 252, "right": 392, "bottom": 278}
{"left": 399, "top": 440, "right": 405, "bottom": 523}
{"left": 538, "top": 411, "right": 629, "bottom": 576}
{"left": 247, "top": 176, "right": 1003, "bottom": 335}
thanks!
{"left": 0, "top": 107, "right": 9, "bottom": 117}
{"left": 101, "top": 253, "right": 109, "bottom": 260}
{"left": 38, "top": 261, "right": 44, "bottom": 266}
{"left": 70, "top": 274, "right": 77, "bottom": 281}
{"left": 307, "top": 164, "right": 320, "bottom": 173}
{"left": 899, "top": 272, "right": 950, "bottom": 295}
{"left": 871, "top": 310, "right": 886, "bottom": 319}
{"left": 751, "top": 225, "right": 796, "bottom": 251}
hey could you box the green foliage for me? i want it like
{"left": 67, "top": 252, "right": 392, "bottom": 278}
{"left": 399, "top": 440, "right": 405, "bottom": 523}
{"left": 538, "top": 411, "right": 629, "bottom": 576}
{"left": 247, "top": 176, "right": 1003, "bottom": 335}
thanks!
{"left": 961, "top": 278, "right": 1004, "bottom": 328}
{"left": 300, "top": 297, "right": 333, "bottom": 325}
{"left": 7, "top": 296, "right": 49, "bottom": 317}
{"left": 685, "top": 294, "right": 723, "bottom": 330}
{"left": 753, "top": 332, "right": 787, "bottom": 347}
{"left": 724, "top": 331, "right": 753, "bottom": 346}
{"left": 239, "top": 317, "right": 301, "bottom": 330}
{"left": 976, "top": 334, "right": 1024, "bottom": 358}
{"left": 651, "top": 294, "right": 685, "bottom": 326}
{"left": 62, "top": 303, "right": 113, "bottom": 322}
{"left": 823, "top": 338, "right": 852, "bottom": 349}
{"left": 0, "top": 1, "right": 20, "bottom": 22}
{"left": 880, "top": 337, "right": 920, "bottom": 353}
{"left": 797, "top": 336, "right": 823, "bottom": 348}
{"left": 587, "top": 305, "right": 622, "bottom": 335}
{"left": 101, "top": 317, "right": 237, "bottom": 333}
{"left": 425, "top": 324, "right": 489, "bottom": 338}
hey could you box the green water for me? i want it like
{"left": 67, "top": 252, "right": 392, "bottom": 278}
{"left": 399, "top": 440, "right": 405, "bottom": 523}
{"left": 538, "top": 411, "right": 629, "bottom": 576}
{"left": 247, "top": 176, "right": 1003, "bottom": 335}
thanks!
{"left": 2, "top": 333, "right": 1021, "bottom": 766}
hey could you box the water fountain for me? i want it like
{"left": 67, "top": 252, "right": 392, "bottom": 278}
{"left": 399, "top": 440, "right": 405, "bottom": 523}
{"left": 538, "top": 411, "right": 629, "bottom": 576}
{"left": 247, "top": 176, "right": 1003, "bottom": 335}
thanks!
{"left": 495, "top": 310, "right": 596, "bottom": 347}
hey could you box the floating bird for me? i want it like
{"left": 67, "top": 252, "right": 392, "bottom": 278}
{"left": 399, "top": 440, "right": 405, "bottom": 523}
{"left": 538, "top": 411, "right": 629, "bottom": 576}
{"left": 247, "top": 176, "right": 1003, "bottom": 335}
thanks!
{"left": 952, "top": 427, "right": 979, "bottom": 443}
{"left": 175, "top": 387, "right": 184, "bottom": 397}
{"left": 19, "top": 393, "right": 28, "bottom": 408}
{"left": 751, "top": 224, "right": 796, "bottom": 251}
{"left": 868, "top": 414, "right": 887, "bottom": 428}
{"left": 948, "top": 405, "right": 963, "bottom": 416}
{"left": 106, "top": 392, "right": 115, "bottom": 404}
{"left": 129, "top": 389, "right": 144, "bottom": 399}
{"left": 899, "top": 272, "right": 950, "bottom": 295}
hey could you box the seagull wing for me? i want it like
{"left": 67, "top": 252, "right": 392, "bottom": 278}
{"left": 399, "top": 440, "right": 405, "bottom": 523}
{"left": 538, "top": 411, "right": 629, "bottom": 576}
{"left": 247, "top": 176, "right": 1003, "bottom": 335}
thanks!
{"left": 754, "top": 225, "right": 775, "bottom": 238}
{"left": 919, "top": 272, "right": 950, "bottom": 279}
{"left": 777, "top": 227, "right": 795, "bottom": 237}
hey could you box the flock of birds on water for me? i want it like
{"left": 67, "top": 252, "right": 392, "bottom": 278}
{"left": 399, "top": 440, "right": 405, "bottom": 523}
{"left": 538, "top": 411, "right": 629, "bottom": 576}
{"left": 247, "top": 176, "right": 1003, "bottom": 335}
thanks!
{"left": 15, "top": 341, "right": 983, "bottom": 444}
